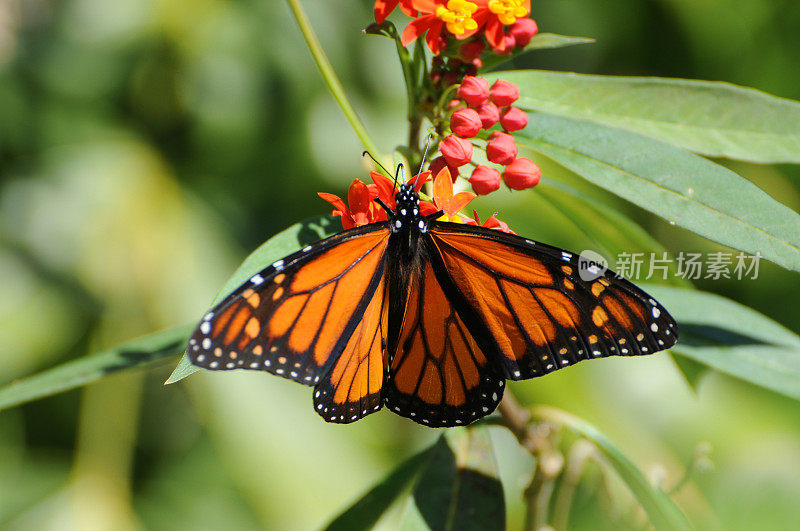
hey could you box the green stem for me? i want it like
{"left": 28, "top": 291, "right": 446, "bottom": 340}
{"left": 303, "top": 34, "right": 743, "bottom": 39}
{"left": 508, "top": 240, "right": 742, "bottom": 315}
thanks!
{"left": 285, "top": 0, "right": 381, "bottom": 157}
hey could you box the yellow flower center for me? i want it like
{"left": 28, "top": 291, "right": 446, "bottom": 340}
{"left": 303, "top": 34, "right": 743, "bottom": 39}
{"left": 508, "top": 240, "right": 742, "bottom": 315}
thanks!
{"left": 488, "top": 0, "right": 529, "bottom": 25}
{"left": 435, "top": 0, "right": 479, "bottom": 36}
{"left": 438, "top": 213, "right": 467, "bottom": 223}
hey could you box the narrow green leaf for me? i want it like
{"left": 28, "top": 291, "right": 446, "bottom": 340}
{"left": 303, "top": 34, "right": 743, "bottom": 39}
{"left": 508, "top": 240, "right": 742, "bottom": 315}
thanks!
{"left": 644, "top": 285, "right": 800, "bottom": 400}
{"left": 516, "top": 112, "right": 800, "bottom": 273}
{"left": 671, "top": 355, "right": 709, "bottom": 394}
{"left": 325, "top": 446, "right": 434, "bottom": 531}
{"left": 0, "top": 324, "right": 193, "bottom": 412}
{"left": 481, "top": 34, "right": 594, "bottom": 71}
{"left": 493, "top": 70, "right": 800, "bottom": 163}
{"left": 533, "top": 406, "right": 692, "bottom": 530}
{"left": 401, "top": 428, "right": 505, "bottom": 531}
{"left": 165, "top": 215, "right": 339, "bottom": 384}
{"left": 527, "top": 33, "right": 595, "bottom": 51}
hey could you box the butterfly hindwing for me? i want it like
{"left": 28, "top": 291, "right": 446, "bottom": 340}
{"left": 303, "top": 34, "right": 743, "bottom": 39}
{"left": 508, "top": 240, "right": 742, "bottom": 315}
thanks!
{"left": 428, "top": 223, "right": 678, "bottom": 381}
{"left": 383, "top": 259, "right": 505, "bottom": 427}
{"left": 187, "top": 224, "right": 391, "bottom": 386}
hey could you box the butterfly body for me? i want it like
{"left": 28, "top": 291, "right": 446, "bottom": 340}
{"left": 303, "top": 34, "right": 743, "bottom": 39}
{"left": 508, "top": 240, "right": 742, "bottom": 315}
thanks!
{"left": 188, "top": 183, "right": 678, "bottom": 427}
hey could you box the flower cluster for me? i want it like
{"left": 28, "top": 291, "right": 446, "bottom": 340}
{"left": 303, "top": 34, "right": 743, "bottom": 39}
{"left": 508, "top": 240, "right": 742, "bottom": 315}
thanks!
{"left": 338, "top": 1, "right": 543, "bottom": 234}
{"left": 434, "top": 75, "right": 540, "bottom": 195}
{"left": 378, "top": 0, "right": 537, "bottom": 56}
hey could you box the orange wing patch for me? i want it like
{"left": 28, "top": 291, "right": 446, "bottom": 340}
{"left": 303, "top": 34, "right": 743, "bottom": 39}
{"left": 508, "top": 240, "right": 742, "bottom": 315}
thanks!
{"left": 383, "top": 261, "right": 504, "bottom": 427}
{"left": 187, "top": 228, "right": 390, "bottom": 386}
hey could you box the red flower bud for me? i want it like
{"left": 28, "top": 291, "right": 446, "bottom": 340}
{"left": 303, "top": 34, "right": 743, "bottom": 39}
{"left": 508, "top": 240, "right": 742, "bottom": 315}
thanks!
{"left": 490, "top": 80, "right": 520, "bottom": 107}
{"left": 503, "top": 157, "right": 541, "bottom": 190}
{"left": 486, "top": 131, "right": 518, "bottom": 165}
{"left": 440, "top": 135, "right": 473, "bottom": 167}
{"left": 450, "top": 108, "right": 482, "bottom": 138}
{"left": 457, "top": 76, "right": 490, "bottom": 107}
{"left": 460, "top": 40, "right": 485, "bottom": 62}
{"left": 447, "top": 99, "right": 462, "bottom": 110}
{"left": 494, "top": 33, "right": 516, "bottom": 54}
{"left": 469, "top": 165, "right": 501, "bottom": 195}
{"left": 509, "top": 18, "right": 538, "bottom": 47}
{"left": 500, "top": 106, "right": 528, "bottom": 132}
{"left": 428, "top": 156, "right": 459, "bottom": 182}
{"left": 475, "top": 101, "right": 500, "bottom": 129}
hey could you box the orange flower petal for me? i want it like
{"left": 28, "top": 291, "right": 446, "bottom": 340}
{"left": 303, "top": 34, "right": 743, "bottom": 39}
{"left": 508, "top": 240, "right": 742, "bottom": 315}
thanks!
{"left": 432, "top": 166, "right": 454, "bottom": 210}
{"left": 450, "top": 190, "right": 477, "bottom": 214}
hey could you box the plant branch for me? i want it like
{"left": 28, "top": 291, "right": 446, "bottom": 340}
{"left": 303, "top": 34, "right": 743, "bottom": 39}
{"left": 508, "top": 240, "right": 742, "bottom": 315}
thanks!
{"left": 286, "top": 0, "right": 381, "bottom": 157}
{"left": 497, "top": 391, "right": 563, "bottom": 530}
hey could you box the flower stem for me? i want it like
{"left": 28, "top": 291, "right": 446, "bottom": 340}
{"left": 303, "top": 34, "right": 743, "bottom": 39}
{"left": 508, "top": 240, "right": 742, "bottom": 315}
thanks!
{"left": 285, "top": 0, "right": 382, "bottom": 157}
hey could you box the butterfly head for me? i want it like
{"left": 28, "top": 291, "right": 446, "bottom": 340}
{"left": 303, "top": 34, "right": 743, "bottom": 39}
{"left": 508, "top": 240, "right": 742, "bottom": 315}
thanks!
{"left": 389, "top": 183, "right": 426, "bottom": 234}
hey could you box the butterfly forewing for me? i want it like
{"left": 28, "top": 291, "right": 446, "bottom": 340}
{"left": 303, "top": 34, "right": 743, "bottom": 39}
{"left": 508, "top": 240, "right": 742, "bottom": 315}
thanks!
{"left": 187, "top": 225, "right": 390, "bottom": 385}
{"left": 428, "top": 223, "right": 678, "bottom": 381}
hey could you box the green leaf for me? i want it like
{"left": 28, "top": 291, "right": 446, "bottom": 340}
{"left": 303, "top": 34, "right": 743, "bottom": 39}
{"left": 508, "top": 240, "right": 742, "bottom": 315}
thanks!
{"left": 527, "top": 33, "right": 595, "bottom": 51}
{"left": 481, "top": 34, "right": 594, "bottom": 72}
{"left": 516, "top": 112, "right": 800, "bottom": 273}
{"left": 324, "top": 446, "right": 434, "bottom": 531}
{"left": 400, "top": 428, "right": 505, "bottom": 531}
{"left": 533, "top": 406, "right": 692, "bottom": 530}
{"left": 671, "top": 355, "right": 709, "bottom": 394}
{"left": 493, "top": 70, "right": 800, "bottom": 163}
{"left": 643, "top": 285, "right": 800, "bottom": 400}
{"left": 0, "top": 324, "right": 192, "bottom": 412}
{"left": 165, "top": 215, "right": 339, "bottom": 384}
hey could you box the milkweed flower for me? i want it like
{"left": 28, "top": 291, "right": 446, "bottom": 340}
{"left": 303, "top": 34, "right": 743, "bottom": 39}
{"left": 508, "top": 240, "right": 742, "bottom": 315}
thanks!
{"left": 473, "top": 211, "right": 516, "bottom": 233}
{"left": 489, "top": 79, "right": 520, "bottom": 106}
{"left": 483, "top": 0, "right": 531, "bottom": 51}
{"left": 440, "top": 134, "right": 474, "bottom": 167}
{"left": 475, "top": 101, "right": 500, "bottom": 128}
{"left": 431, "top": 167, "right": 476, "bottom": 222}
{"left": 486, "top": 131, "right": 518, "bottom": 165}
{"left": 500, "top": 106, "right": 528, "bottom": 132}
{"left": 469, "top": 165, "right": 501, "bottom": 195}
{"left": 374, "top": 0, "right": 417, "bottom": 23}
{"left": 402, "top": 0, "right": 483, "bottom": 54}
{"left": 319, "top": 179, "right": 384, "bottom": 229}
{"left": 502, "top": 157, "right": 541, "bottom": 190}
{"left": 450, "top": 107, "right": 482, "bottom": 137}
{"left": 457, "top": 75, "right": 490, "bottom": 106}
{"left": 508, "top": 17, "right": 537, "bottom": 47}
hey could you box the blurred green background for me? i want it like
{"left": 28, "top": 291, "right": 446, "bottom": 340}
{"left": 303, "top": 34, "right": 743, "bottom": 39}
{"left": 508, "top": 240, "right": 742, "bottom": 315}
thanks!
{"left": 1, "top": 0, "right": 799, "bottom": 528}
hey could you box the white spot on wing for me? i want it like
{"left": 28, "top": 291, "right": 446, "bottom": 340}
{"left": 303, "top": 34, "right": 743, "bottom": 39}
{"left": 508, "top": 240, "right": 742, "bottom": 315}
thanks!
{"left": 251, "top": 274, "right": 264, "bottom": 285}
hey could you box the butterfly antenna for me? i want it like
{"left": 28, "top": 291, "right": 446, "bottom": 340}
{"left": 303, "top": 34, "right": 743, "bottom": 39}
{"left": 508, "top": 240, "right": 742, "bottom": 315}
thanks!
{"left": 414, "top": 133, "right": 435, "bottom": 189}
{"left": 362, "top": 151, "right": 392, "bottom": 179}
{"left": 395, "top": 163, "right": 405, "bottom": 191}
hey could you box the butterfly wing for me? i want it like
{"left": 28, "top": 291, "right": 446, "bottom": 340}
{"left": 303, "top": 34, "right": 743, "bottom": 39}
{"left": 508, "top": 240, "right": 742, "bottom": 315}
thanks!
{"left": 383, "top": 258, "right": 505, "bottom": 427}
{"left": 427, "top": 222, "right": 678, "bottom": 381}
{"left": 187, "top": 224, "right": 391, "bottom": 404}
{"left": 313, "top": 268, "right": 389, "bottom": 423}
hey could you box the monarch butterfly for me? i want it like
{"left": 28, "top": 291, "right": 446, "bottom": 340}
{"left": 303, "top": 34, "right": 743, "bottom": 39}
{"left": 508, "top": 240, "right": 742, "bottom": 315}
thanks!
{"left": 187, "top": 168, "right": 678, "bottom": 427}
